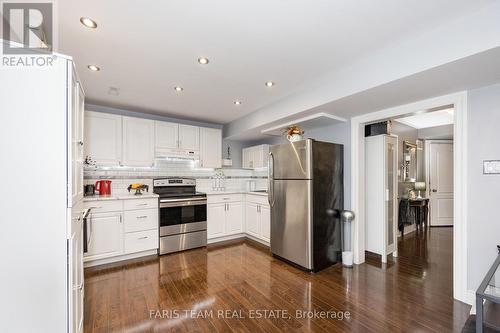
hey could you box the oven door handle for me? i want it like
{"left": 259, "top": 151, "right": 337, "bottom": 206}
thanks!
{"left": 160, "top": 198, "right": 207, "bottom": 208}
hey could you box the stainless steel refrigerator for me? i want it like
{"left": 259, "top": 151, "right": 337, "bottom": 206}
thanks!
{"left": 268, "top": 139, "right": 344, "bottom": 271}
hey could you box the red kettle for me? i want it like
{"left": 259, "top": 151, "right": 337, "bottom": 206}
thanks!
{"left": 95, "top": 180, "right": 112, "bottom": 196}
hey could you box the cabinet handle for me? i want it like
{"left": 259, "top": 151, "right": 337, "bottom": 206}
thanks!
{"left": 136, "top": 215, "right": 148, "bottom": 219}
{"left": 136, "top": 203, "right": 148, "bottom": 206}
{"left": 119, "top": 215, "right": 123, "bottom": 223}
{"left": 78, "top": 141, "right": 84, "bottom": 146}
{"left": 138, "top": 236, "right": 148, "bottom": 240}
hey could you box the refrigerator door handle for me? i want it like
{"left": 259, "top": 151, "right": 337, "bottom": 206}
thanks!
{"left": 268, "top": 152, "right": 275, "bottom": 207}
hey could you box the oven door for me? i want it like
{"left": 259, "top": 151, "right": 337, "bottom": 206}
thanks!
{"left": 159, "top": 198, "right": 207, "bottom": 236}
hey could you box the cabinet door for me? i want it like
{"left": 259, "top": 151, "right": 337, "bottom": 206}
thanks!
{"left": 226, "top": 202, "right": 243, "bottom": 235}
{"left": 179, "top": 124, "right": 200, "bottom": 151}
{"left": 242, "top": 148, "right": 250, "bottom": 168}
{"left": 84, "top": 111, "right": 122, "bottom": 165}
{"left": 122, "top": 116, "right": 155, "bottom": 166}
{"left": 260, "top": 205, "right": 271, "bottom": 243}
{"left": 245, "top": 202, "right": 260, "bottom": 238}
{"left": 155, "top": 121, "right": 179, "bottom": 150}
{"left": 200, "top": 127, "right": 222, "bottom": 168}
{"left": 69, "top": 78, "right": 84, "bottom": 207}
{"left": 69, "top": 215, "right": 84, "bottom": 333}
{"left": 85, "top": 212, "right": 123, "bottom": 261}
{"left": 207, "top": 203, "right": 226, "bottom": 239}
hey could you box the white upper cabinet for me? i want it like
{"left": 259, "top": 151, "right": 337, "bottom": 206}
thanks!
{"left": 155, "top": 121, "right": 179, "bottom": 150}
{"left": 242, "top": 144, "right": 269, "bottom": 169}
{"left": 122, "top": 116, "right": 155, "bottom": 167}
{"left": 179, "top": 124, "right": 200, "bottom": 151}
{"left": 84, "top": 111, "right": 122, "bottom": 166}
{"left": 200, "top": 127, "right": 222, "bottom": 168}
{"left": 69, "top": 73, "right": 85, "bottom": 207}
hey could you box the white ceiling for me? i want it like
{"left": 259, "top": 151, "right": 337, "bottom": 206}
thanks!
{"left": 394, "top": 109, "right": 454, "bottom": 129}
{"left": 58, "top": 0, "right": 492, "bottom": 124}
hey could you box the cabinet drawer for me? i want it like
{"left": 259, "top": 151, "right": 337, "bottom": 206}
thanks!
{"left": 124, "top": 209, "right": 158, "bottom": 233}
{"left": 246, "top": 194, "right": 269, "bottom": 206}
{"left": 207, "top": 193, "right": 243, "bottom": 204}
{"left": 83, "top": 200, "right": 123, "bottom": 213}
{"left": 123, "top": 198, "right": 158, "bottom": 211}
{"left": 124, "top": 229, "right": 158, "bottom": 253}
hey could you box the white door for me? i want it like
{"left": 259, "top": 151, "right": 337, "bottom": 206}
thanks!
{"left": 179, "top": 124, "right": 200, "bottom": 151}
{"left": 429, "top": 141, "right": 454, "bottom": 226}
{"left": 385, "top": 136, "right": 398, "bottom": 258}
{"left": 155, "top": 121, "right": 179, "bottom": 150}
{"left": 207, "top": 203, "right": 226, "bottom": 239}
{"left": 122, "top": 117, "right": 155, "bottom": 166}
{"left": 200, "top": 127, "right": 222, "bottom": 168}
{"left": 84, "top": 111, "right": 122, "bottom": 165}
{"left": 260, "top": 205, "right": 271, "bottom": 243}
{"left": 226, "top": 202, "right": 243, "bottom": 235}
{"left": 85, "top": 212, "right": 123, "bottom": 260}
{"left": 245, "top": 202, "right": 260, "bottom": 238}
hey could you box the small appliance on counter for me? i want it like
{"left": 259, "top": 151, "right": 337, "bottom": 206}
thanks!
{"left": 127, "top": 183, "right": 149, "bottom": 195}
{"left": 84, "top": 184, "right": 95, "bottom": 197}
{"left": 95, "top": 180, "right": 112, "bottom": 196}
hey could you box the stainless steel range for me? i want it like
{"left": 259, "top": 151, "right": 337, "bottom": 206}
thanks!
{"left": 153, "top": 178, "right": 207, "bottom": 255}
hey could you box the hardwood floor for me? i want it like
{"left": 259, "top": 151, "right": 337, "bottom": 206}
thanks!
{"left": 84, "top": 228, "right": 470, "bottom": 332}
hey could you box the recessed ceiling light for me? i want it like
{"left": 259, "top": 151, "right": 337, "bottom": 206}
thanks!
{"left": 265, "top": 81, "right": 275, "bottom": 87}
{"left": 234, "top": 100, "right": 242, "bottom": 105}
{"left": 80, "top": 17, "right": 97, "bottom": 29}
{"left": 87, "top": 65, "right": 100, "bottom": 71}
{"left": 174, "top": 86, "right": 184, "bottom": 92}
{"left": 198, "top": 57, "right": 209, "bottom": 65}
{"left": 108, "top": 87, "right": 120, "bottom": 96}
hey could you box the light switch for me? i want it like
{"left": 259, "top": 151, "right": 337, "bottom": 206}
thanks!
{"left": 483, "top": 160, "right": 500, "bottom": 174}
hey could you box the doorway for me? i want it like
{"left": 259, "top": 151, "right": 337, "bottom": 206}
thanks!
{"left": 350, "top": 92, "right": 470, "bottom": 304}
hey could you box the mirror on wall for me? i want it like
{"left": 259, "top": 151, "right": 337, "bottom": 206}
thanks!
{"left": 402, "top": 140, "right": 417, "bottom": 182}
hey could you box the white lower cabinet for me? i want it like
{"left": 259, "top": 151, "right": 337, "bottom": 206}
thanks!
{"left": 207, "top": 203, "right": 226, "bottom": 238}
{"left": 207, "top": 193, "right": 270, "bottom": 245}
{"left": 245, "top": 195, "right": 271, "bottom": 244}
{"left": 69, "top": 212, "right": 84, "bottom": 333}
{"left": 84, "top": 198, "right": 159, "bottom": 265}
{"left": 226, "top": 202, "right": 244, "bottom": 235}
{"left": 86, "top": 212, "right": 123, "bottom": 261}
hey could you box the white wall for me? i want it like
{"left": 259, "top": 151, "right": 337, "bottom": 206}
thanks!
{"left": 467, "top": 83, "right": 500, "bottom": 292}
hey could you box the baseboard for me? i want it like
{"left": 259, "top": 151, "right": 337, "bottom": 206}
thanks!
{"left": 207, "top": 233, "right": 246, "bottom": 244}
{"left": 467, "top": 290, "right": 476, "bottom": 314}
{"left": 84, "top": 249, "right": 158, "bottom": 268}
{"left": 244, "top": 234, "right": 270, "bottom": 247}
{"left": 398, "top": 224, "right": 416, "bottom": 237}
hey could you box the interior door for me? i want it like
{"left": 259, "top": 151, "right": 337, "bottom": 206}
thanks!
{"left": 270, "top": 179, "right": 312, "bottom": 269}
{"left": 429, "top": 141, "right": 454, "bottom": 226}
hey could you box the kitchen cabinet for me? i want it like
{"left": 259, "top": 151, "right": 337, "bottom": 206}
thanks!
{"left": 69, "top": 77, "right": 85, "bottom": 207}
{"left": 122, "top": 116, "right": 155, "bottom": 166}
{"left": 207, "top": 203, "right": 226, "bottom": 239}
{"left": 83, "top": 198, "right": 159, "bottom": 266}
{"left": 242, "top": 144, "right": 269, "bottom": 169}
{"left": 200, "top": 127, "right": 222, "bottom": 168}
{"left": 85, "top": 212, "right": 124, "bottom": 261}
{"left": 245, "top": 202, "right": 260, "bottom": 238}
{"left": 245, "top": 194, "right": 271, "bottom": 244}
{"left": 69, "top": 209, "right": 84, "bottom": 333}
{"left": 207, "top": 194, "right": 244, "bottom": 240}
{"left": 155, "top": 121, "right": 178, "bottom": 150}
{"left": 226, "top": 202, "right": 244, "bottom": 235}
{"left": 179, "top": 124, "right": 200, "bottom": 151}
{"left": 84, "top": 111, "right": 122, "bottom": 166}
{"left": 155, "top": 122, "right": 200, "bottom": 157}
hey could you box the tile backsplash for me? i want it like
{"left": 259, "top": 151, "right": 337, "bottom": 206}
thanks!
{"left": 84, "top": 159, "right": 268, "bottom": 193}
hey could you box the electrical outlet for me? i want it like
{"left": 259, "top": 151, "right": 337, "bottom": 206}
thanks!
{"left": 483, "top": 160, "right": 500, "bottom": 174}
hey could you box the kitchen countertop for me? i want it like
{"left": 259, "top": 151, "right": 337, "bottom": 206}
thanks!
{"left": 204, "top": 190, "right": 268, "bottom": 197}
{"left": 83, "top": 193, "right": 159, "bottom": 202}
